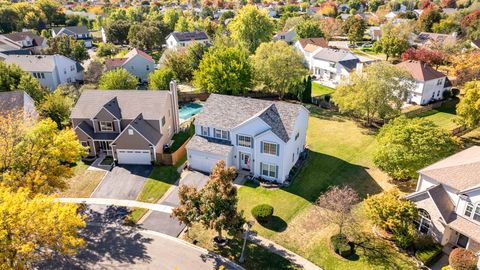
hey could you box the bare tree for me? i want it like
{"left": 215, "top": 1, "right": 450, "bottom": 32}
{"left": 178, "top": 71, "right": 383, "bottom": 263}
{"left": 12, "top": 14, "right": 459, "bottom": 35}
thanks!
{"left": 316, "top": 186, "right": 360, "bottom": 235}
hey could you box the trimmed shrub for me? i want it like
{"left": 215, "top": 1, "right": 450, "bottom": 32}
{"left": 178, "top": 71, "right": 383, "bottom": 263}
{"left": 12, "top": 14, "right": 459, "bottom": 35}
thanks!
{"left": 449, "top": 248, "right": 477, "bottom": 270}
{"left": 331, "top": 234, "right": 353, "bottom": 257}
{"left": 414, "top": 234, "right": 436, "bottom": 251}
{"left": 251, "top": 204, "right": 274, "bottom": 222}
{"left": 415, "top": 244, "right": 443, "bottom": 266}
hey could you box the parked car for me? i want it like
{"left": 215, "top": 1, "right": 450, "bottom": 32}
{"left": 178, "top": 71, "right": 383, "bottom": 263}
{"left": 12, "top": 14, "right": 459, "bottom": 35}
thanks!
{"left": 362, "top": 43, "right": 373, "bottom": 48}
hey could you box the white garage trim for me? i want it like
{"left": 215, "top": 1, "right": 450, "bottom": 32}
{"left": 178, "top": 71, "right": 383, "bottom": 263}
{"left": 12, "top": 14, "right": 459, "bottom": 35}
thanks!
{"left": 117, "top": 149, "right": 152, "bottom": 165}
{"left": 187, "top": 149, "right": 227, "bottom": 174}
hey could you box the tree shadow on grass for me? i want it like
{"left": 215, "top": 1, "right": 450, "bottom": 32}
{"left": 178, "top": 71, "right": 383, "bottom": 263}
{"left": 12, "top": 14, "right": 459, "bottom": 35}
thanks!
{"left": 285, "top": 151, "right": 384, "bottom": 203}
{"left": 258, "top": 216, "right": 288, "bottom": 233}
{"left": 308, "top": 107, "right": 347, "bottom": 122}
{"left": 37, "top": 206, "right": 153, "bottom": 270}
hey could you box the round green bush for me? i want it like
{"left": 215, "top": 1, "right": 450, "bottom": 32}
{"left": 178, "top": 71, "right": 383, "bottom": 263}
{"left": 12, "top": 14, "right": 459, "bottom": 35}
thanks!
{"left": 330, "top": 234, "right": 353, "bottom": 258}
{"left": 251, "top": 204, "right": 274, "bottom": 222}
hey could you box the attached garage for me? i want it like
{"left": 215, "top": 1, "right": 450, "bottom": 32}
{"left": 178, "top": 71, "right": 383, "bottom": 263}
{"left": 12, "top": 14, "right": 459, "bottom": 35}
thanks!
{"left": 186, "top": 136, "right": 233, "bottom": 174}
{"left": 116, "top": 149, "right": 152, "bottom": 165}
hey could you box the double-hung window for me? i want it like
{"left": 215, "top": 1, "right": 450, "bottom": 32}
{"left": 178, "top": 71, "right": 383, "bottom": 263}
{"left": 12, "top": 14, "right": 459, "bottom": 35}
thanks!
{"left": 99, "top": 121, "right": 113, "bottom": 132}
{"left": 261, "top": 163, "right": 277, "bottom": 178}
{"left": 201, "top": 126, "right": 209, "bottom": 136}
{"left": 238, "top": 135, "right": 252, "bottom": 147}
{"left": 262, "top": 142, "right": 278, "bottom": 155}
{"left": 214, "top": 129, "right": 229, "bottom": 140}
{"left": 474, "top": 205, "right": 480, "bottom": 222}
{"left": 465, "top": 203, "right": 474, "bottom": 217}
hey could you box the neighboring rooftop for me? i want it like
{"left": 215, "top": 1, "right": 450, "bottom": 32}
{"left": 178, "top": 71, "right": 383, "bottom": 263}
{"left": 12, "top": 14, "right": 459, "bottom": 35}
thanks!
{"left": 3, "top": 55, "right": 58, "bottom": 72}
{"left": 298, "top": 38, "right": 328, "bottom": 49}
{"left": 105, "top": 48, "right": 154, "bottom": 70}
{"left": 169, "top": 31, "right": 209, "bottom": 42}
{"left": 0, "top": 31, "right": 45, "bottom": 48}
{"left": 397, "top": 60, "right": 446, "bottom": 81}
{"left": 52, "top": 25, "right": 89, "bottom": 36}
{"left": 71, "top": 90, "right": 171, "bottom": 120}
{"left": 418, "top": 146, "right": 480, "bottom": 191}
{"left": 186, "top": 135, "right": 233, "bottom": 156}
{"left": 0, "top": 91, "right": 35, "bottom": 113}
{"left": 194, "top": 94, "right": 305, "bottom": 142}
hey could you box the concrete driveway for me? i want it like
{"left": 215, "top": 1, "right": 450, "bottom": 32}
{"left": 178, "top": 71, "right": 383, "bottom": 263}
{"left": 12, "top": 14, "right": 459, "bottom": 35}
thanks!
{"left": 91, "top": 165, "right": 152, "bottom": 200}
{"left": 140, "top": 171, "right": 209, "bottom": 236}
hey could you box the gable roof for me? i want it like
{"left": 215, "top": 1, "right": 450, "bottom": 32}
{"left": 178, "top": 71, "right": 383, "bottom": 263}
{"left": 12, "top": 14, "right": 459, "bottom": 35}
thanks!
{"left": 298, "top": 38, "right": 328, "bottom": 49}
{"left": 0, "top": 91, "right": 34, "bottom": 113}
{"left": 52, "top": 25, "right": 89, "bottom": 36}
{"left": 71, "top": 90, "right": 171, "bottom": 120}
{"left": 105, "top": 48, "right": 154, "bottom": 70}
{"left": 313, "top": 48, "right": 358, "bottom": 63}
{"left": 102, "top": 97, "right": 122, "bottom": 119}
{"left": 194, "top": 94, "right": 305, "bottom": 143}
{"left": 0, "top": 31, "right": 45, "bottom": 48}
{"left": 415, "top": 32, "right": 456, "bottom": 45}
{"left": 127, "top": 114, "right": 162, "bottom": 145}
{"left": 168, "top": 31, "right": 209, "bottom": 42}
{"left": 3, "top": 54, "right": 59, "bottom": 72}
{"left": 76, "top": 121, "right": 118, "bottom": 140}
{"left": 397, "top": 60, "right": 446, "bottom": 81}
{"left": 418, "top": 146, "right": 480, "bottom": 191}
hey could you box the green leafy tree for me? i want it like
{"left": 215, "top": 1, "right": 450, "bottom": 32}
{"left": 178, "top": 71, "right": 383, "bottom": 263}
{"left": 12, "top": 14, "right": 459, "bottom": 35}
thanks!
{"left": 128, "top": 21, "right": 168, "bottom": 51}
{"left": 194, "top": 46, "right": 253, "bottom": 94}
{"left": 228, "top": 5, "right": 274, "bottom": 53}
{"left": 0, "top": 62, "right": 46, "bottom": 102}
{"left": 148, "top": 67, "right": 174, "bottom": 90}
{"left": 251, "top": 41, "right": 307, "bottom": 99}
{"left": 342, "top": 15, "right": 367, "bottom": 43}
{"left": 39, "top": 88, "right": 74, "bottom": 128}
{"left": 0, "top": 186, "right": 85, "bottom": 269}
{"left": 374, "top": 36, "right": 409, "bottom": 60}
{"left": 0, "top": 7, "right": 19, "bottom": 33}
{"left": 163, "top": 49, "right": 194, "bottom": 82}
{"left": 457, "top": 81, "right": 480, "bottom": 128}
{"left": 172, "top": 161, "right": 245, "bottom": 240}
{"left": 163, "top": 8, "right": 182, "bottom": 31}
{"left": 98, "top": 68, "right": 138, "bottom": 90}
{"left": 174, "top": 15, "right": 194, "bottom": 32}
{"left": 0, "top": 116, "right": 86, "bottom": 194}
{"left": 186, "top": 42, "right": 208, "bottom": 70}
{"left": 12, "top": 3, "right": 46, "bottom": 30}
{"left": 333, "top": 62, "right": 414, "bottom": 125}
{"left": 104, "top": 20, "right": 130, "bottom": 45}
{"left": 302, "top": 75, "right": 312, "bottom": 103}
{"left": 364, "top": 189, "right": 418, "bottom": 236}
{"left": 417, "top": 6, "right": 441, "bottom": 32}
{"left": 84, "top": 60, "right": 105, "bottom": 84}
{"left": 374, "top": 116, "right": 458, "bottom": 180}
{"left": 96, "top": 42, "right": 119, "bottom": 58}
{"left": 295, "top": 19, "right": 324, "bottom": 38}
{"left": 43, "top": 36, "right": 88, "bottom": 63}
{"left": 35, "top": 0, "right": 65, "bottom": 26}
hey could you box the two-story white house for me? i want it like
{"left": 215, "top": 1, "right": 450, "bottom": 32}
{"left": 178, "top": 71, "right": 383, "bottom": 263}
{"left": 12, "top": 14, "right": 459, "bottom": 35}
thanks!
{"left": 186, "top": 94, "right": 308, "bottom": 184}
{"left": 397, "top": 60, "right": 451, "bottom": 105}
{"left": 309, "top": 48, "right": 360, "bottom": 86}
{"left": 165, "top": 31, "right": 209, "bottom": 50}
{"left": 105, "top": 48, "right": 155, "bottom": 83}
{"left": 294, "top": 38, "right": 329, "bottom": 67}
{"left": 52, "top": 26, "right": 93, "bottom": 48}
{"left": 406, "top": 146, "right": 480, "bottom": 267}
{"left": 2, "top": 54, "right": 84, "bottom": 90}
{"left": 273, "top": 28, "right": 296, "bottom": 45}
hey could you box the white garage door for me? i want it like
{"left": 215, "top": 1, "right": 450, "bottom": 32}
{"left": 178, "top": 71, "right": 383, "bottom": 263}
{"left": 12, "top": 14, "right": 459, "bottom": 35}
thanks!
{"left": 188, "top": 151, "right": 224, "bottom": 173}
{"left": 117, "top": 149, "right": 152, "bottom": 165}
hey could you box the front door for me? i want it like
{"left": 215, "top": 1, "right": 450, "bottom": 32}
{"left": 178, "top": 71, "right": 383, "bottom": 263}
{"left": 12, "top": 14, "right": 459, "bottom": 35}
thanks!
{"left": 457, "top": 233, "right": 469, "bottom": 248}
{"left": 239, "top": 152, "right": 251, "bottom": 171}
{"left": 98, "top": 141, "right": 112, "bottom": 156}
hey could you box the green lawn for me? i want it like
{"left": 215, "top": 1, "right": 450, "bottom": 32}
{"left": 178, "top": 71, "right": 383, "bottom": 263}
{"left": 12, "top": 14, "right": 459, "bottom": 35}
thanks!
{"left": 58, "top": 161, "right": 106, "bottom": 198}
{"left": 188, "top": 107, "right": 416, "bottom": 269}
{"left": 312, "top": 82, "right": 335, "bottom": 97}
{"left": 129, "top": 166, "right": 180, "bottom": 222}
{"left": 414, "top": 104, "right": 461, "bottom": 131}
{"left": 169, "top": 123, "right": 195, "bottom": 152}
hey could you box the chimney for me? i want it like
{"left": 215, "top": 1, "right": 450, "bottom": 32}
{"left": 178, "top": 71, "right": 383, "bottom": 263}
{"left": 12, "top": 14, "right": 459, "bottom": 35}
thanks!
{"left": 169, "top": 80, "right": 180, "bottom": 134}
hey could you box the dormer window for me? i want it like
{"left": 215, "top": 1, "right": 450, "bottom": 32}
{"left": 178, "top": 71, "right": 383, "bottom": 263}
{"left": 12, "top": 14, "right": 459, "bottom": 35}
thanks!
{"left": 213, "top": 128, "right": 229, "bottom": 140}
{"left": 99, "top": 121, "right": 113, "bottom": 132}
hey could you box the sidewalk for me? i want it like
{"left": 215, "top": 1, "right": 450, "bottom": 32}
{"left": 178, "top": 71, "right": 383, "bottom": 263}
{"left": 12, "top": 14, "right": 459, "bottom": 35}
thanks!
{"left": 250, "top": 234, "right": 321, "bottom": 270}
{"left": 57, "top": 198, "right": 174, "bottom": 213}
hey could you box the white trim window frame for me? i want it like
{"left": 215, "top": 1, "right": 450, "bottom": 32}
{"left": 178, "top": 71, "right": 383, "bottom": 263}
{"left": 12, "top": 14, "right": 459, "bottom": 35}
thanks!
{"left": 260, "top": 163, "right": 278, "bottom": 178}
{"left": 201, "top": 126, "right": 209, "bottom": 137}
{"left": 238, "top": 135, "right": 252, "bottom": 148}
{"left": 473, "top": 204, "right": 480, "bottom": 222}
{"left": 99, "top": 121, "right": 114, "bottom": 132}
{"left": 262, "top": 141, "right": 278, "bottom": 156}
{"left": 80, "top": 141, "right": 89, "bottom": 148}
{"left": 214, "top": 128, "right": 229, "bottom": 140}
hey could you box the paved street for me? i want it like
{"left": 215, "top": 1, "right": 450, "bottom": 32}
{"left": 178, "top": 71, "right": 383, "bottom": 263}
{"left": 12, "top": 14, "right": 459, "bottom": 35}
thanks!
{"left": 91, "top": 165, "right": 152, "bottom": 200}
{"left": 38, "top": 207, "right": 243, "bottom": 270}
{"left": 140, "top": 171, "right": 209, "bottom": 236}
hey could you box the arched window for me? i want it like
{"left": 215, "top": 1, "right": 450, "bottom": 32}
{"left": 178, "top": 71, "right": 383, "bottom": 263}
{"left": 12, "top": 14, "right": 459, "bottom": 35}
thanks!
{"left": 416, "top": 209, "right": 431, "bottom": 234}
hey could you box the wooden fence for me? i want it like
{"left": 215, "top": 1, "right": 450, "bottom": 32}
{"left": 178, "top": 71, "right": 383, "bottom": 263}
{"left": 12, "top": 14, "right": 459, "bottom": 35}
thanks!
{"left": 156, "top": 138, "right": 190, "bottom": 166}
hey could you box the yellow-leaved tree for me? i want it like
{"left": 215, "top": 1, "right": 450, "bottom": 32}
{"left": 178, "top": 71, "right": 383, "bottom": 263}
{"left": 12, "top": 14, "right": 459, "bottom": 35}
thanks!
{"left": 0, "top": 186, "right": 85, "bottom": 269}
{"left": 0, "top": 112, "right": 86, "bottom": 194}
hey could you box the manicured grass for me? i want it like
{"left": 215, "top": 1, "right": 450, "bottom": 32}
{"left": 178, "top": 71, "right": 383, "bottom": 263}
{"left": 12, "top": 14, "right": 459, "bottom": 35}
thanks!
{"left": 233, "top": 107, "right": 416, "bottom": 269}
{"left": 169, "top": 123, "right": 195, "bottom": 152}
{"left": 415, "top": 104, "right": 460, "bottom": 131}
{"left": 312, "top": 82, "right": 335, "bottom": 97}
{"left": 58, "top": 161, "right": 106, "bottom": 198}
{"left": 129, "top": 165, "right": 180, "bottom": 222}
{"left": 184, "top": 223, "right": 300, "bottom": 270}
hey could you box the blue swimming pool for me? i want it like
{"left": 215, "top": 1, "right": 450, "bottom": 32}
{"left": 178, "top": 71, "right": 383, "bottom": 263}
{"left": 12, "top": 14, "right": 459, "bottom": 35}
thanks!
{"left": 179, "top": 102, "right": 203, "bottom": 123}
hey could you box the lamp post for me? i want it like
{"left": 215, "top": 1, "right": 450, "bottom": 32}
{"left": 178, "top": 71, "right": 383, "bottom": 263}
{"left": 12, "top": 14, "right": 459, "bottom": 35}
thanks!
{"left": 239, "top": 221, "right": 254, "bottom": 263}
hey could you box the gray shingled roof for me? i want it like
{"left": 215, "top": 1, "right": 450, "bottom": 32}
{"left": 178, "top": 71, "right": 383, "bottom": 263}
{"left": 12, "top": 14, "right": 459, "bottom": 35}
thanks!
{"left": 169, "top": 31, "right": 208, "bottom": 42}
{"left": 186, "top": 135, "right": 233, "bottom": 156}
{"left": 52, "top": 25, "right": 89, "bottom": 36}
{"left": 194, "top": 94, "right": 305, "bottom": 143}
{"left": 0, "top": 91, "right": 28, "bottom": 112}
{"left": 418, "top": 146, "right": 480, "bottom": 191}
{"left": 71, "top": 90, "right": 171, "bottom": 120}
{"left": 3, "top": 55, "right": 56, "bottom": 72}
{"left": 103, "top": 97, "right": 122, "bottom": 119}
{"left": 313, "top": 48, "right": 357, "bottom": 63}
{"left": 339, "top": 59, "right": 360, "bottom": 72}
{"left": 128, "top": 114, "right": 162, "bottom": 145}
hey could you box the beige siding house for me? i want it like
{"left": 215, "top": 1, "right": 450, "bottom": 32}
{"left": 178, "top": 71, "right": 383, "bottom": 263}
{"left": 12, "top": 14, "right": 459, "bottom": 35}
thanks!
{"left": 70, "top": 83, "right": 180, "bottom": 165}
{"left": 406, "top": 146, "right": 480, "bottom": 267}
